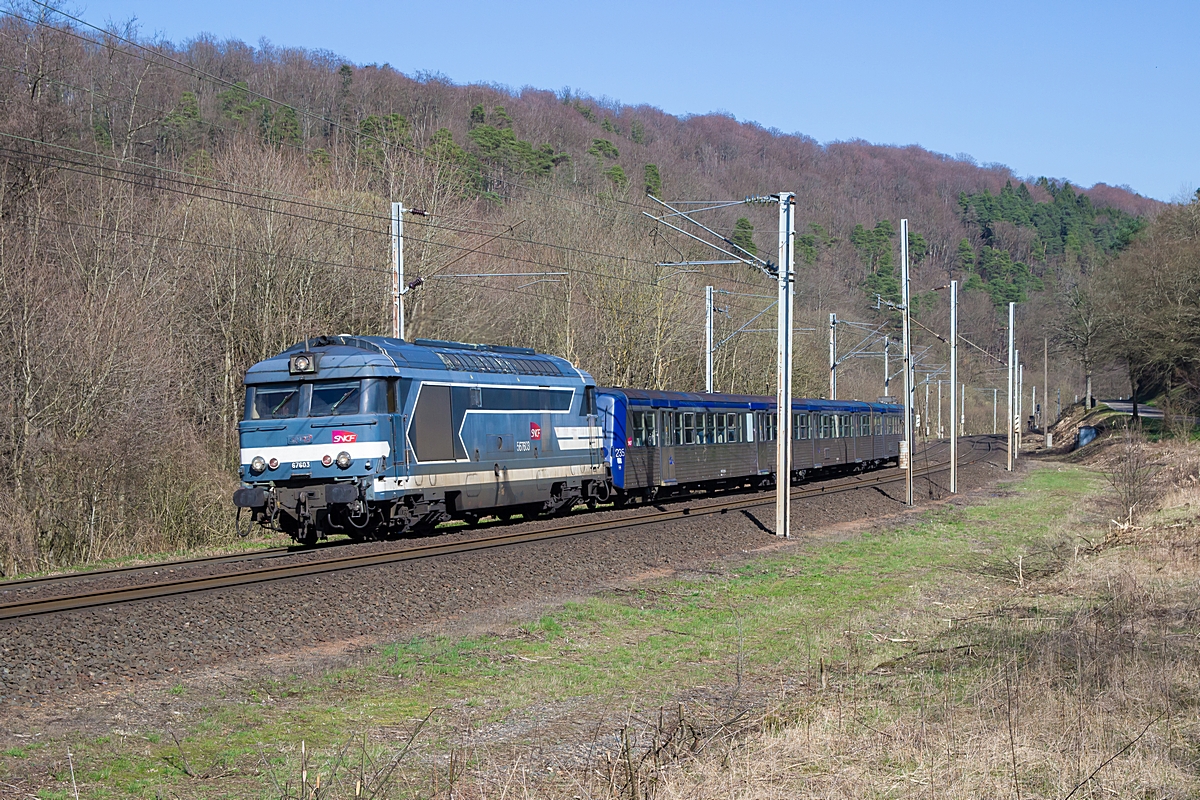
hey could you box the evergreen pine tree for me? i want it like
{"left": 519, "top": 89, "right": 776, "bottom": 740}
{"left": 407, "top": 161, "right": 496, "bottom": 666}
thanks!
{"left": 643, "top": 164, "right": 662, "bottom": 197}
{"left": 731, "top": 218, "right": 756, "bottom": 258}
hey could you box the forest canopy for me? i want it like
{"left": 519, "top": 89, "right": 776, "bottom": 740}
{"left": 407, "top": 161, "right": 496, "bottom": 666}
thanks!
{"left": 0, "top": 10, "right": 1169, "bottom": 574}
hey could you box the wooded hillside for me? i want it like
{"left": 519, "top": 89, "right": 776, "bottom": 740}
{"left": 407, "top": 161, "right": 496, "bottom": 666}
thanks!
{"left": 0, "top": 8, "right": 1186, "bottom": 573}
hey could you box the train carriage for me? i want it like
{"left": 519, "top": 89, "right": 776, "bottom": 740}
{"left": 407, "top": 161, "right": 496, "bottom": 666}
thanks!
{"left": 598, "top": 389, "right": 903, "bottom": 502}
{"left": 235, "top": 335, "right": 904, "bottom": 544}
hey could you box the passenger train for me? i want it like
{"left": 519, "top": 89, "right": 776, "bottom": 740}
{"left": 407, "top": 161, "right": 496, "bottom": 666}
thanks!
{"left": 233, "top": 336, "right": 903, "bottom": 544}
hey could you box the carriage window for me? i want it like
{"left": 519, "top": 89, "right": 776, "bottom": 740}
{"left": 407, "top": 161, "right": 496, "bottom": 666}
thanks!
{"left": 860, "top": 415, "right": 871, "bottom": 436}
{"left": 875, "top": 414, "right": 883, "bottom": 435}
{"left": 819, "top": 414, "right": 831, "bottom": 439}
{"left": 727, "top": 413, "right": 740, "bottom": 443}
{"left": 682, "top": 412, "right": 696, "bottom": 445}
{"left": 630, "top": 412, "right": 646, "bottom": 447}
{"left": 840, "top": 415, "right": 852, "bottom": 438}
{"left": 796, "top": 413, "right": 810, "bottom": 440}
{"left": 248, "top": 384, "right": 301, "bottom": 420}
{"left": 310, "top": 381, "right": 363, "bottom": 416}
{"left": 672, "top": 412, "right": 683, "bottom": 446}
{"left": 714, "top": 413, "right": 726, "bottom": 444}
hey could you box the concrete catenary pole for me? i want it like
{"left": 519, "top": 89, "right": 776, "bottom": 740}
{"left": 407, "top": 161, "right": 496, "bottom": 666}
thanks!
{"left": 883, "top": 337, "right": 890, "bottom": 397}
{"left": 1043, "top": 336, "right": 1049, "bottom": 428}
{"left": 705, "top": 285, "right": 714, "bottom": 394}
{"left": 1007, "top": 302, "right": 1015, "bottom": 471}
{"left": 901, "top": 219, "right": 914, "bottom": 506}
{"left": 925, "top": 381, "right": 931, "bottom": 439}
{"left": 950, "top": 280, "right": 958, "bottom": 493}
{"left": 938, "top": 380, "right": 943, "bottom": 439}
{"left": 391, "top": 202, "right": 405, "bottom": 339}
{"left": 828, "top": 313, "right": 837, "bottom": 400}
{"left": 960, "top": 382, "right": 965, "bottom": 433}
{"left": 1017, "top": 360, "right": 1023, "bottom": 458}
{"left": 775, "top": 193, "right": 795, "bottom": 537}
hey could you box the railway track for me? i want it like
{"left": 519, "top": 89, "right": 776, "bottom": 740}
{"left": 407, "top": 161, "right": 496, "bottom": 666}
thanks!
{"left": 0, "top": 437, "right": 996, "bottom": 622}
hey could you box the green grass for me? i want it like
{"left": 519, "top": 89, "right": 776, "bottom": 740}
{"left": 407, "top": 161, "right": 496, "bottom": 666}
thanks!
{"left": 3, "top": 464, "right": 1101, "bottom": 798}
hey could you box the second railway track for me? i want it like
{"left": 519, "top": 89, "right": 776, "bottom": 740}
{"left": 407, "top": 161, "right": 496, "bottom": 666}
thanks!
{"left": 0, "top": 438, "right": 996, "bottom": 622}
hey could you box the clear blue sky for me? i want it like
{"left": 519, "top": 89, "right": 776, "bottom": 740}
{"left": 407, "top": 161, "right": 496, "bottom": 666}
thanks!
{"left": 72, "top": 0, "right": 1198, "bottom": 202}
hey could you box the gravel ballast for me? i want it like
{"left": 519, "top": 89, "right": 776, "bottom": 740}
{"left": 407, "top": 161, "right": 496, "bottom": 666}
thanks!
{"left": 0, "top": 440, "right": 1006, "bottom": 711}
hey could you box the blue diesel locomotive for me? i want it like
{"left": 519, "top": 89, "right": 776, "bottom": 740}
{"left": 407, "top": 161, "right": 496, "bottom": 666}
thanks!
{"left": 233, "top": 336, "right": 903, "bottom": 543}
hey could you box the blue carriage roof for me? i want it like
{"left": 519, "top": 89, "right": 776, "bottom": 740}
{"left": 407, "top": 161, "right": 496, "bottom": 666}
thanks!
{"left": 601, "top": 388, "right": 901, "bottom": 413}
{"left": 245, "top": 335, "right": 586, "bottom": 384}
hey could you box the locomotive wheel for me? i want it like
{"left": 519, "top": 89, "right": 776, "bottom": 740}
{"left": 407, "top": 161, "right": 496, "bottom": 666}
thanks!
{"left": 296, "top": 521, "right": 319, "bottom": 547}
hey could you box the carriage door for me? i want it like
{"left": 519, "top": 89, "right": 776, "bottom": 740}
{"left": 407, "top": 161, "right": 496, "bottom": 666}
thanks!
{"left": 755, "top": 411, "right": 772, "bottom": 474}
{"left": 659, "top": 410, "right": 676, "bottom": 484}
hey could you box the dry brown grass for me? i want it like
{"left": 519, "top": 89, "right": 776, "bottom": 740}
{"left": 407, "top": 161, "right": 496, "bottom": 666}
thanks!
{"left": 391, "top": 449, "right": 1200, "bottom": 799}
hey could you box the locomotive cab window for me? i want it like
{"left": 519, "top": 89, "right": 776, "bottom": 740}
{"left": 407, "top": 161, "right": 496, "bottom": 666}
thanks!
{"left": 310, "top": 380, "right": 364, "bottom": 416}
{"left": 247, "top": 384, "right": 301, "bottom": 420}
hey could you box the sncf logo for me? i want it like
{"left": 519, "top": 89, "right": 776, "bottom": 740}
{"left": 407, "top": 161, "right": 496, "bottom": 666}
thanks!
{"left": 530, "top": 422, "right": 542, "bottom": 440}
{"left": 332, "top": 430, "right": 358, "bottom": 444}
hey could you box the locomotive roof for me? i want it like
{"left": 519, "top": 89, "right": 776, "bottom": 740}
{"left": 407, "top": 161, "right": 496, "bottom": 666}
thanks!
{"left": 244, "top": 335, "right": 587, "bottom": 384}
{"left": 603, "top": 388, "right": 900, "bottom": 413}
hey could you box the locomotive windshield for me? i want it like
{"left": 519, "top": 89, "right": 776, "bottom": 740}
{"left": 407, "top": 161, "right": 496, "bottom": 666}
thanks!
{"left": 245, "top": 379, "right": 380, "bottom": 421}
{"left": 248, "top": 384, "right": 300, "bottom": 419}
{"left": 310, "top": 381, "right": 363, "bottom": 416}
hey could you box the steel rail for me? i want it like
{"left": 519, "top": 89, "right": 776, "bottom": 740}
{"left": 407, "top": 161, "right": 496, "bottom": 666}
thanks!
{"left": 0, "top": 438, "right": 995, "bottom": 621}
{"left": 0, "top": 542, "right": 342, "bottom": 591}
{"left": 1, "top": 439, "right": 955, "bottom": 591}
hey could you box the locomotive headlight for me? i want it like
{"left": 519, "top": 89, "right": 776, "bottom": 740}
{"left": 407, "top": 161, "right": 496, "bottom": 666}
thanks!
{"left": 288, "top": 353, "right": 318, "bottom": 374}
{"left": 335, "top": 451, "right": 352, "bottom": 469}
{"left": 250, "top": 456, "right": 267, "bottom": 475}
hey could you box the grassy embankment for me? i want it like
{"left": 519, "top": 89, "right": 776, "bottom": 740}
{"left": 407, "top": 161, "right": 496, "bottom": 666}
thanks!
{"left": 6, "top": 452, "right": 1200, "bottom": 798}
